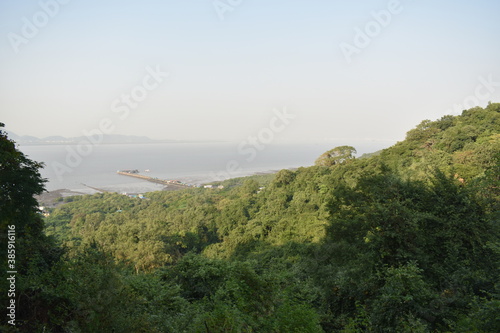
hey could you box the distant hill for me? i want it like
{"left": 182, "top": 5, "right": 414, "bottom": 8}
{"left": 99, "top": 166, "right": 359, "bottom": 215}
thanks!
{"left": 5, "top": 132, "right": 178, "bottom": 145}
{"left": 20, "top": 103, "right": 500, "bottom": 332}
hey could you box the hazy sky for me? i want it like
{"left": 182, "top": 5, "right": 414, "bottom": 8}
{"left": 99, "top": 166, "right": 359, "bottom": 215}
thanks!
{"left": 1, "top": 0, "right": 499, "bottom": 144}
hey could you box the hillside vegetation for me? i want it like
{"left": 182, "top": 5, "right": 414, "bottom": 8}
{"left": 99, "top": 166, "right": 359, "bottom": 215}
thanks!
{"left": 1, "top": 103, "right": 499, "bottom": 332}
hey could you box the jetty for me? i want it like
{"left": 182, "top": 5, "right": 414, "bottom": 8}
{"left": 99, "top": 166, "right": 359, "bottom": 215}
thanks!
{"left": 117, "top": 170, "right": 191, "bottom": 189}
{"left": 81, "top": 183, "right": 110, "bottom": 193}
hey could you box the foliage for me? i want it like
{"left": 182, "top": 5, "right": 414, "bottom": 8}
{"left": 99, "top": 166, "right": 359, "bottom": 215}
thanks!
{"left": 2, "top": 104, "right": 500, "bottom": 331}
{"left": 315, "top": 145, "right": 357, "bottom": 167}
{"left": 0, "top": 123, "right": 63, "bottom": 332}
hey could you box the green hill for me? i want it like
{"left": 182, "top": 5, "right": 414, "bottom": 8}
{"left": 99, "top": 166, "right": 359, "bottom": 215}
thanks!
{"left": 2, "top": 104, "right": 499, "bottom": 332}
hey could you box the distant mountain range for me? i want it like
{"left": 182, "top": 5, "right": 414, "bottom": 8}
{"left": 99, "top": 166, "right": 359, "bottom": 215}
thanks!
{"left": 6, "top": 131, "right": 178, "bottom": 145}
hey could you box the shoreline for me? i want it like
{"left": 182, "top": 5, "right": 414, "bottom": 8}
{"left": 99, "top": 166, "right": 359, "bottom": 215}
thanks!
{"left": 35, "top": 189, "right": 88, "bottom": 208}
{"left": 36, "top": 169, "right": 286, "bottom": 207}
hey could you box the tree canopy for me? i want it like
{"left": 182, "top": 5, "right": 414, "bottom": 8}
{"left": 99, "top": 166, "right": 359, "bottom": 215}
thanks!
{"left": 315, "top": 145, "right": 357, "bottom": 166}
{"left": 2, "top": 104, "right": 499, "bottom": 332}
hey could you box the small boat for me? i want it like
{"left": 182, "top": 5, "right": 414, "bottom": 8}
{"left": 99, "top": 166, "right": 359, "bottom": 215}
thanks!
{"left": 145, "top": 169, "right": 150, "bottom": 172}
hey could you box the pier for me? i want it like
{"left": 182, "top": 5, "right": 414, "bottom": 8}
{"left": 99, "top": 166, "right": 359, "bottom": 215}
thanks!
{"left": 81, "top": 183, "right": 110, "bottom": 193}
{"left": 117, "top": 170, "right": 191, "bottom": 189}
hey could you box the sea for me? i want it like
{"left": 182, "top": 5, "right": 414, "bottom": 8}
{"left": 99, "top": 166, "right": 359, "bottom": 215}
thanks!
{"left": 18, "top": 141, "right": 390, "bottom": 194}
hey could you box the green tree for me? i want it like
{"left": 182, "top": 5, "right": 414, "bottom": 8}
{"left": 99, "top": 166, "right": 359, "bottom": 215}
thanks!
{"left": 0, "top": 123, "right": 63, "bottom": 331}
{"left": 315, "top": 146, "right": 357, "bottom": 167}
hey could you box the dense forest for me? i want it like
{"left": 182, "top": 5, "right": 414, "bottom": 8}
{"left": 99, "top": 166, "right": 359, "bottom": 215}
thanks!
{"left": 1, "top": 103, "right": 499, "bottom": 332}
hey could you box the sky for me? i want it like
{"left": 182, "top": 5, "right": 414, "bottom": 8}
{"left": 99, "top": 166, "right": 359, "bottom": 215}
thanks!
{"left": 1, "top": 0, "right": 499, "bottom": 145}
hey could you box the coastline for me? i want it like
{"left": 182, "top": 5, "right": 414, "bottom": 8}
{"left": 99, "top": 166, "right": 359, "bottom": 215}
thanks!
{"left": 35, "top": 189, "right": 88, "bottom": 208}
{"left": 35, "top": 169, "right": 284, "bottom": 207}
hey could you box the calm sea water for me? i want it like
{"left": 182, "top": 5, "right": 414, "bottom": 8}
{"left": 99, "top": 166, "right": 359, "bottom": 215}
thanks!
{"left": 19, "top": 141, "right": 388, "bottom": 193}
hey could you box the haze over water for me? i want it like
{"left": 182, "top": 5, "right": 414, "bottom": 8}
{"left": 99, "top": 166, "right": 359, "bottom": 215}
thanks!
{"left": 19, "top": 141, "right": 388, "bottom": 192}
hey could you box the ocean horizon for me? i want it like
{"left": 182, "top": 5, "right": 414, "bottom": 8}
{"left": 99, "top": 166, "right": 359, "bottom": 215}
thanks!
{"left": 19, "top": 141, "right": 390, "bottom": 193}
